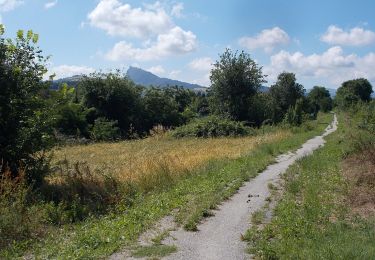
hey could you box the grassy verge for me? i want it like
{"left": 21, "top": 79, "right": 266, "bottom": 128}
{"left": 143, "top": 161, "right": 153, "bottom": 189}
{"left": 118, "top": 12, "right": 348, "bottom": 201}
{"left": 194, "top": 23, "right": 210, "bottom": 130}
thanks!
{"left": 245, "top": 112, "right": 375, "bottom": 259}
{"left": 1, "top": 114, "right": 332, "bottom": 259}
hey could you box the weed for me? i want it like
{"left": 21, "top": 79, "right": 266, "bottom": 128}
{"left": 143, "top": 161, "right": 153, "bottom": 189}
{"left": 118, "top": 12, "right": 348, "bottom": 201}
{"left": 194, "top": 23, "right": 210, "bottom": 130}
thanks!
{"left": 267, "top": 182, "right": 277, "bottom": 190}
{"left": 151, "top": 231, "right": 170, "bottom": 245}
{"left": 0, "top": 169, "right": 47, "bottom": 250}
{"left": 251, "top": 210, "right": 265, "bottom": 225}
{"left": 132, "top": 245, "right": 177, "bottom": 258}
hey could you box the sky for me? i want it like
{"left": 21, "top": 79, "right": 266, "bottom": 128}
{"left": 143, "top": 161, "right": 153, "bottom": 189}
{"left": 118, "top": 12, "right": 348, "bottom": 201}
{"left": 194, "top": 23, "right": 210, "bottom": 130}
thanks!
{"left": 1, "top": 0, "right": 375, "bottom": 89}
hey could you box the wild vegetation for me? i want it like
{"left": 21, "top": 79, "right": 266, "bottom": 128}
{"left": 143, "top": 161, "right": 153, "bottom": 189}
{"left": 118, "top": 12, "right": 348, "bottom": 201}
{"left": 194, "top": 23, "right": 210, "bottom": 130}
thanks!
{"left": 0, "top": 26, "right": 373, "bottom": 259}
{"left": 245, "top": 102, "right": 375, "bottom": 258}
{"left": 1, "top": 114, "right": 331, "bottom": 259}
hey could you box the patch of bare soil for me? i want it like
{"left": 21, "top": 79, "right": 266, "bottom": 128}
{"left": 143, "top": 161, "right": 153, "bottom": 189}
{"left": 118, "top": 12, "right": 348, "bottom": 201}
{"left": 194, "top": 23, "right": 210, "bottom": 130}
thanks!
{"left": 343, "top": 146, "right": 375, "bottom": 218}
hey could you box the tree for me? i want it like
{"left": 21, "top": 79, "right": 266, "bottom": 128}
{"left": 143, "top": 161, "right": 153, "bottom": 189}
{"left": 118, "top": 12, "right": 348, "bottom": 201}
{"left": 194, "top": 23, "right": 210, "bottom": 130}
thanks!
{"left": 142, "top": 87, "right": 182, "bottom": 129}
{"left": 269, "top": 72, "right": 305, "bottom": 123}
{"left": 90, "top": 117, "right": 120, "bottom": 141}
{"left": 50, "top": 84, "right": 89, "bottom": 137}
{"left": 335, "top": 78, "right": 373, "bottom": 109}
{"left": 80, "top": 72, "right": 144, "bottom": 136}
{"left": 307, "top": 86, "right": 332, "bottom": 113}
{"left": 189, "top": 93, "right": 210, "bottom": 117}
{"left": 164, "top": 86, "right": 196, "bottom": 113}
{"left": 0, "top": 27, "right": 53, "bottom": 185}
{"left": 208, "top": 49, "right": 265, "bottom": 121}
{"left": 248, "top": 92, "right": 274, "bottom": 126}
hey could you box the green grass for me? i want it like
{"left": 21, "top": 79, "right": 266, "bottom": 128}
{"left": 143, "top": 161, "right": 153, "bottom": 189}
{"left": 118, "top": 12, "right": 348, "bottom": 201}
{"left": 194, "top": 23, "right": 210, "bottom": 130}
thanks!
{"left": 251, "top": 210, "right": 266, "bottom": 225}
{"left": 132, "top": 245, "right": 177, "bottom": 258}
{"left": 246, "top": 113, "right": 375, "bottom": 259}
{"left": 0, "top": 114, "right": 332, "bottom": 259}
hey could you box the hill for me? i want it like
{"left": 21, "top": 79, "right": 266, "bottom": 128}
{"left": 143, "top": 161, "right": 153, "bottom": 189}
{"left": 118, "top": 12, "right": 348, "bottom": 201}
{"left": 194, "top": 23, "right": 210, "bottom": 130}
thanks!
{"left": 126, "top": 66, "right": 205, "bottom": 90}
{"left": 50, "top": 75, "right": 83, "bottom": 90}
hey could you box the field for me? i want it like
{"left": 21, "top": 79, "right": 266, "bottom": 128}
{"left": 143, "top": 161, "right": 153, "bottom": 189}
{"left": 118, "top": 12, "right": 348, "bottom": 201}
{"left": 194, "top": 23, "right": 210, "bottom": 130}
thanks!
{"left": 1, "top": 114, "right": 332, "bottom": 259}
{"left": 50, "top": 131, "right": 290, "bottom": 188}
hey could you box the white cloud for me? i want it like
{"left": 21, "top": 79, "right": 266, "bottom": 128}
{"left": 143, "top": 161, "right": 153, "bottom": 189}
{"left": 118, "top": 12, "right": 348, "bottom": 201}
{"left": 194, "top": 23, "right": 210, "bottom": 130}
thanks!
{"left": 239, "top": 27, "right": 290, "bottom": 53}
{"left": 171, "top": 2, "right": 184, "bottom": 18}
{"left": 189, "top": 57, "right": 213, "bottom": 71}
{"left": 0, "top": 0, "right": 23, "bottom": 12}
{"left": 44, "top": 0, "right": 57, "bottom": 10}
{"left": 169, "top": 70, "right": 181, "bottom": 78}
{"left": 265, "top": 46, "right": 375, "bottom": 86}
{"left": 147, "top": 65, "right": 165, "bottom": 75}
{"left": 321, "top": 25, "right": 375, "bottom": 46}
{"left": 190, "top": 72, "right": 210, "bottom": 87}
{"left": 105, "top": 26, "right": 197, "bottom": 61}
{"left": 49, "top": 65, "right": 95, "bottom": 79}
{"left": 187, "top": 57, "right": 213, "bottom": 86}
{"left": 88, "top": 0, "right": 173, "bottom": 39}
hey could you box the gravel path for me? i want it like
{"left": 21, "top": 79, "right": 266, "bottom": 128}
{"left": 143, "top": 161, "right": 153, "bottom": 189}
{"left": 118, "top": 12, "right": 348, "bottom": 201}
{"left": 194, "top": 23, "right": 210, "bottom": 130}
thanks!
{"left": 163, "top": 114, "right": 338, "bottom": 260}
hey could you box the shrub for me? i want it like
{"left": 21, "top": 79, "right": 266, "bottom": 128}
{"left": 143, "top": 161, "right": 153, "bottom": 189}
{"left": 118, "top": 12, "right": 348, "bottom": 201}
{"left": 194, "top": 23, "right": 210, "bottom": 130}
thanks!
{"left": 0, "top": 27, "right": 54, "bottom": 186}
{"left": 54, "top": 103, "right": 89, "bottom": 137}
{"left": 90, "top": 117, "right": 120, "bottom": 141}
{"left": 171, "top": 116, "right": 254, "bottom": 138}
{"left": 283, "top": 98, "right": 305, "bottom": 126}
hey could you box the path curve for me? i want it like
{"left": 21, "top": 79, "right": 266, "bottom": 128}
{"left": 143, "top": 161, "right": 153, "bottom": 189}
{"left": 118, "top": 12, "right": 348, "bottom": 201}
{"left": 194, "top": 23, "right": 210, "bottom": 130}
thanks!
{"left": 163, "top": 114, "right": 338, "bottom": 260}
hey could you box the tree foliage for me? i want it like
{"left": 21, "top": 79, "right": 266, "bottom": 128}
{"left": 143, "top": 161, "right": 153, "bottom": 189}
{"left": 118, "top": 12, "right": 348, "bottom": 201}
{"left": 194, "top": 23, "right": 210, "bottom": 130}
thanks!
{"left": 172, "top": 115, "right": 253, "bottom": 138}
{"left": 0, "top": 27, "right": 53, "bottom": 185}
{"left": 208, "top": 49, "right": 265, "bottom": 121}
{"left": 269, "top": 72, "right": 305, "bottom": 123}
{"left": 307, "top": 86, "right": 332, "bottom": 113}
{"left": 90, "top": 117, "right": 120, "bottom": 141}
{"left": 80, "top": 72, "right": 144, "bottom": 136}
{"left": 49, "top": 84, "right": 89, "bottom": 137}
{"left": 335, "top": 78, "right": 373, "bottom": 109}
{"left": 142, "top": 87, "right": 182, "bottom": 130}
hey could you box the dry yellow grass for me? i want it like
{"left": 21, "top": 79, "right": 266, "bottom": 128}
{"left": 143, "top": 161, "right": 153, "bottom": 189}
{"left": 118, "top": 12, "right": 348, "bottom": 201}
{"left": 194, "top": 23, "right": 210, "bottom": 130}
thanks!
{"left": 51, "top": 131, "right": 290, "bottom": 185}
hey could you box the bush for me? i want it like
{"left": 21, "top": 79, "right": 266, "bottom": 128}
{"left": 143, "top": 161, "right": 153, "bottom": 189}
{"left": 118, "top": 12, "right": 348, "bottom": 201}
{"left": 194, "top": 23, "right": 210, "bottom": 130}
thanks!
{"left": 54, "top": 103, "right": 89, "bottom": 137}
{"left": 171, "top": 116, "right": 254, "bottom": 138}
{"left": 0, "top": 28, "right": 54, "bottom": 186}
{"left": 90, "top": 117, "right": 120, "bottom": 141}
{"left": 283, "top": 98, "right": 305, "bottom": 126}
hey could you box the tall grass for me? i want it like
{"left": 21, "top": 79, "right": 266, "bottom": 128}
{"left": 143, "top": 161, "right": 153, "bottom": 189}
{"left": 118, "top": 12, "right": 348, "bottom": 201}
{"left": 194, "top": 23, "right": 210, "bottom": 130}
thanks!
{"left": 50, "top": 131, "right": 289, "bottom": 189}
{"left": 0, "top": 168, "right": 47, "bottom": 249}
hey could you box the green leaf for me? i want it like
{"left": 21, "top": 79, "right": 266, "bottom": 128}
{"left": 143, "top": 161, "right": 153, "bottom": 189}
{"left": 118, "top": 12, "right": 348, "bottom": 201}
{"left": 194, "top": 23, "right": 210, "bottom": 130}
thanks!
{"left": 17, "top": 29, "right": 24, "bottom": 40}
{"left": 27, "top": 30, "right": 33, "bottom": 40}
{"left": 32, "top": 33, "right": 39, "bottom": 44}
{"left": 0, "top": 24, "right": 4, "bottom": 36}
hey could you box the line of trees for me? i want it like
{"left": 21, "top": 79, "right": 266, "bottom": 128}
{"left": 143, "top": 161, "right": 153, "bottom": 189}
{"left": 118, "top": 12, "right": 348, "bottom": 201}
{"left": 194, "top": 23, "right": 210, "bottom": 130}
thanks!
{"left": 208, "top": 49, "right": 332, "bottom": 127}
{"left": 1, "top": 28, "right": 373, "bottom": 186}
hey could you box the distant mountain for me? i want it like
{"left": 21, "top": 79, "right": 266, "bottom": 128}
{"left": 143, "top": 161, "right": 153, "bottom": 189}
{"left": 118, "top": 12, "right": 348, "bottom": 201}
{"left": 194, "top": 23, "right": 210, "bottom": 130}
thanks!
{"left": 260, "top": 86, "right": 270, "bottom": 93}
{"left": 50, "top": 75, "right": 83, "bottom": 90}
{"left": 126, "top": 66, "right": 206, "bottom": 90}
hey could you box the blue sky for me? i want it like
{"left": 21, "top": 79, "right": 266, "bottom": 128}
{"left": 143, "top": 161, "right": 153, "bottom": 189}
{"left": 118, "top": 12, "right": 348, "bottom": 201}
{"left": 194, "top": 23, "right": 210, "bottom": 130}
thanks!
{"left": 1, "top": 0, "right": 375, "bottom": 89}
